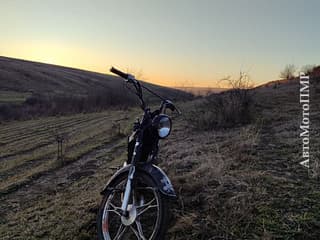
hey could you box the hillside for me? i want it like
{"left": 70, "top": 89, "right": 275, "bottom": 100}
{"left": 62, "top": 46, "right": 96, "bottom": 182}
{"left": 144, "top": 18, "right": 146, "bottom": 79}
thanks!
{"left": 174, "top": 86, "right": 228, "bottom": 96}
{"left": 0, "top": 57, "right": 192, "bottom": 120}
{"left": 0, "top": 56, "right": 190, "bottom": 99}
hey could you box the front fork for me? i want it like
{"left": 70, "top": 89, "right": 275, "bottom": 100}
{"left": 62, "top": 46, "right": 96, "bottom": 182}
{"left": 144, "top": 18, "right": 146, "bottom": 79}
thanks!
{"left": 121, "top": 165, "right": 135, "bottom": 215}
{"left": 121, "top": 139, "right": 141, "bottom": 216}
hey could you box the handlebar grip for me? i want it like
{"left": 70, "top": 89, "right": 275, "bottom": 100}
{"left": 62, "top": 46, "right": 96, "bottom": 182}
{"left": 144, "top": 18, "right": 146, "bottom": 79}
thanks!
{"left": 110, "top": 67, "right": 129, "bottom": 79}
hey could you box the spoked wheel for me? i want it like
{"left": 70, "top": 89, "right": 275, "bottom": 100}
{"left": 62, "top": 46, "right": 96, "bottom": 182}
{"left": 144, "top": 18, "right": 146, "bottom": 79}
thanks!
{"left": 97, "top": 172, "right": 170, "bottom": 240}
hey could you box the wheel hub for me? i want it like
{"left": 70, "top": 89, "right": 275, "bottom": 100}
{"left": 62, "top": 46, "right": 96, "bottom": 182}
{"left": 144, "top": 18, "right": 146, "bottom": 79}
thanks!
{"left": 121, "top": 204, "right": 137, "bottom": 226}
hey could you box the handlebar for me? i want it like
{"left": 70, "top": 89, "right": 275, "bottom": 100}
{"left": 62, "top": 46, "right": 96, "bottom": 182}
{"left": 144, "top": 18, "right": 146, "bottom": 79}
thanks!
{"left": 110, "top": 67, "right": 130, "bottom": 80}
{"left": 109, "top": 66, "right": 181, "bottom": 114}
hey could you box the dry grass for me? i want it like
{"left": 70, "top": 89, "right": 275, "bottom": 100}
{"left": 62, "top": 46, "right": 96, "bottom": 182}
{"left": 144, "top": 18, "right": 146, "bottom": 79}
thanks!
{"left": 160, "top": 78, "right": 320, "bottom": 239}
{"left": 0, "top": 108, "right": 138, "bottom": 239}
{"left": 160, "top": 120, "right": 262, "bottom": 239}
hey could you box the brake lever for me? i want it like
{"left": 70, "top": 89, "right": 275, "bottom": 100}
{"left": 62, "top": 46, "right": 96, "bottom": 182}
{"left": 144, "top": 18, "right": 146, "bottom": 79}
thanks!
{"left": 175, "top": 106, "right": 182, "bottom": 115}
{"left": 163, "top": 100, "right": 182, "bottom": 115}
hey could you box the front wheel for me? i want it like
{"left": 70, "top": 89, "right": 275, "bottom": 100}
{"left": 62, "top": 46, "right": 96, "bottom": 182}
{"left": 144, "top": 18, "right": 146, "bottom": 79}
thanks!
{"left": 97, "top": 171, "right": 170, "bottom": 240}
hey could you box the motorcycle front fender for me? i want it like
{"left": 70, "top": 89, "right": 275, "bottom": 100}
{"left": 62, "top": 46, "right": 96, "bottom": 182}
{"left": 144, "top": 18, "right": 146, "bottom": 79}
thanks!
{"left": 101, "top": 164, "right": 177, "bottom": 199}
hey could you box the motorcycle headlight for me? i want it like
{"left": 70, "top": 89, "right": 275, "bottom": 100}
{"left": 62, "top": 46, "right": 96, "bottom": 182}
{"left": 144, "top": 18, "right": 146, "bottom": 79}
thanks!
{"left": 153, "top": 114, "right": 172, "bottom": 139}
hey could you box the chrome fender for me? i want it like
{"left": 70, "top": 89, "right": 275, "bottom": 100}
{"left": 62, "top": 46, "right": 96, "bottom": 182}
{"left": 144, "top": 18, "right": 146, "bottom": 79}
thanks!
{"left": 101, "top": 164, "right": 176, "bottom": 199}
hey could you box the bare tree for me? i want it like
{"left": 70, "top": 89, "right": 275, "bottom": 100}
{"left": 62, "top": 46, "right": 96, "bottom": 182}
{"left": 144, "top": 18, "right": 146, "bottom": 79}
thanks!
{"left": 279, "top": 64, "right": 296, "bottom": 80}
{"left": 219, "top": 71, "right": 254, "bottom": 90}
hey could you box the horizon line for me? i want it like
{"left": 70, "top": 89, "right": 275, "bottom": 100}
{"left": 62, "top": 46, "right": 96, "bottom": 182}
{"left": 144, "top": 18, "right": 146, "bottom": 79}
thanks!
{"left": 0, "top": 55, "right": 278, "bottom": 89}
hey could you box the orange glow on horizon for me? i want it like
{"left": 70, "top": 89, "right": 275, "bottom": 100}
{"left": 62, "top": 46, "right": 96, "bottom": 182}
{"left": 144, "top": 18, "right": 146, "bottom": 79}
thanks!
{"left": 0, "top": 51, "right": 242, "bottom": 89}
{"left": 0, "top": 41, "right": 260, "bottom": 89}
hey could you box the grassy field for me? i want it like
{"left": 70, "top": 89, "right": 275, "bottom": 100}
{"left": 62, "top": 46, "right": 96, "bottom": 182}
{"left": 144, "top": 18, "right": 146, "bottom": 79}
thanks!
{"left": 0, "top": 109, "right": 139, "bottom": 239}
{"left": 1, "top": 78, "right": 320, "bottom": 239}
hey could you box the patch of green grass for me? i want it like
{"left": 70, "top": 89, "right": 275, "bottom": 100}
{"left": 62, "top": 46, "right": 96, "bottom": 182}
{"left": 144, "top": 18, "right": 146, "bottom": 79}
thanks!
{"left": 0, "top": 91, "right": 31, "bottom": 104}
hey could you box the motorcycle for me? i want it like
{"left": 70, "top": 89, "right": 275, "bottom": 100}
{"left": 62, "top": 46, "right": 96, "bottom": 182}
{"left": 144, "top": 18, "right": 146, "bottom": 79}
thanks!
{"left": 97, "top": 67, "right": 180, "bottom": 240}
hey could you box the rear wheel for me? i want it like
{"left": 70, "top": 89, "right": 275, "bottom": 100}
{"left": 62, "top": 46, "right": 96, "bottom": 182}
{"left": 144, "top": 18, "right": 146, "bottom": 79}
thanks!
{"left": 97, "top": 171, "right": 170, "bottom": 240}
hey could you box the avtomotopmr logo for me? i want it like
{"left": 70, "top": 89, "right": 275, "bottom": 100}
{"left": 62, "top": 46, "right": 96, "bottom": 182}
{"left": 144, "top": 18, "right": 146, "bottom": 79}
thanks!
{"left": 299, "top": 72, "right": 310, "bottom": 168}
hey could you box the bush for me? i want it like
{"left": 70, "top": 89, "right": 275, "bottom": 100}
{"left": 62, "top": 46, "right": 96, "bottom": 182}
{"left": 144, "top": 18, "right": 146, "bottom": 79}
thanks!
{"left": 186, "top": 90, "right": 254, "bottom": 130}
{"left": 185, "top": 72, "right": 255, "bottom": 130}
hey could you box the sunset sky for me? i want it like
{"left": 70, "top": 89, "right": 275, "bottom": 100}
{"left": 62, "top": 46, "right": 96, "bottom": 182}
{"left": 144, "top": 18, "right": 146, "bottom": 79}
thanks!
{"left": 1, "top": 0, "right": 319, "bottom": 87}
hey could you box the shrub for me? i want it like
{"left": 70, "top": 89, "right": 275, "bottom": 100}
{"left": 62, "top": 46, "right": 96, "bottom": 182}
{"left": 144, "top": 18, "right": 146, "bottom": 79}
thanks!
{"left": 185, "top": 72, "right": 255, "bottom": 130}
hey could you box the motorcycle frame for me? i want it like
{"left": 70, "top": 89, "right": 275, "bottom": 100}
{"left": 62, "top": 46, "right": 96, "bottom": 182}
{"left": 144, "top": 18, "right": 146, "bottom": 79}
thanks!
{"left": 104, "top": 69, "right": 177, "bottom": 217}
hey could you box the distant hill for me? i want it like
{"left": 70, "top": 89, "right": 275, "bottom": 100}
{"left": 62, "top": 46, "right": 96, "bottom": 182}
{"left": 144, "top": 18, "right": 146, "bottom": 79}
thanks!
{"left": 0, "top": 57, "right": 192, "bottom": 120}
{"left": 0, "top": 56, "right": 191, "bottom": 101}
{"left": 174, "top": 86, "right": 228, "bottom": 96}
{"left": 256, "top": 65, "right": 320, "bottom": 89}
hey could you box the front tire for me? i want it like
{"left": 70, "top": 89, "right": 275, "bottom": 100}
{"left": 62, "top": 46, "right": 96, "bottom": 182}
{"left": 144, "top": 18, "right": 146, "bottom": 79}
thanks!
{"left": 97, "top": 171, "right": 170, "bottom": 240}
